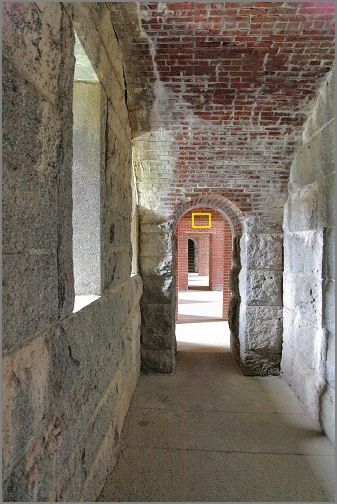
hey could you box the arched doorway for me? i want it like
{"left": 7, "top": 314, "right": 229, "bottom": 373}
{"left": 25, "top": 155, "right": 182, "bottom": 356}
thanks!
{"left": 188, "top": 238, "right": 197, "bottom": 273}
{"left": 173, "top": 195, "right": 243, "bottom": 357}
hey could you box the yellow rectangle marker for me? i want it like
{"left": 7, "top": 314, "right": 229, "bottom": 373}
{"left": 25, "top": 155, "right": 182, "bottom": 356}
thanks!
{"left": 192, "top": 212, "right": 212, "bottom": 229}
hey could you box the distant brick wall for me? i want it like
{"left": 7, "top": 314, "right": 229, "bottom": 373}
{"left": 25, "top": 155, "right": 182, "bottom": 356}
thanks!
{"left": 176, "top": 208, "right": 232, "bottom": 319}
{"left": 198, "top": 234, "right": 209, "bottom": 276}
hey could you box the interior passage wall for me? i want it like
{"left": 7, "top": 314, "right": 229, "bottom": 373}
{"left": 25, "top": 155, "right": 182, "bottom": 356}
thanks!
{"left": 2, "top": 3, "right": 141, "bottom": 501}
{"left": 198, "top": 234, "right": 210, "bottom": 276}
{"left": 281, "top": 66, "right": 335, "bottom": 443}
{"left": 176, "top": 209, "right": 232, "bottom": 319}
{"left": 73, "top": 81, "right": 101, "bottom": 295}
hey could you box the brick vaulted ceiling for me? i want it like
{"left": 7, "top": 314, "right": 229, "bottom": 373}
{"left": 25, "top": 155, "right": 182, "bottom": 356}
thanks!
{"left": 109, "top": 2, "right": 335, "bottom": 220}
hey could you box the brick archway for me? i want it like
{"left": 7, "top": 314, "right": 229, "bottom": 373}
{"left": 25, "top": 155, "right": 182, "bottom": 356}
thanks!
{"left": 173, "top": 194, "right": 244, "bottom": 236}
{"left": 173, "top": 194, "right": 243, "bottom": 353}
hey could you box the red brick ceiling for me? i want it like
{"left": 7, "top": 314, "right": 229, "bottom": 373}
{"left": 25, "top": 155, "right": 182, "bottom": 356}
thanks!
{"left": 111, "top": 2, "right": 335, "bottom": 220}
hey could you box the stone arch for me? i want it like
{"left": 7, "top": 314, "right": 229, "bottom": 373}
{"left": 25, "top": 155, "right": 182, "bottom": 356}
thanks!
{"left": 173, "top": 194, "right": 244, "bottom": 236}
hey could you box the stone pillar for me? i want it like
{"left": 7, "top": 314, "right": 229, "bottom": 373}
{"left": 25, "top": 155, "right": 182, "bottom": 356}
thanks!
{"left": 237, "top": 219, "right": 283, "bottom": 376}
{"left": 229, "top": 235, "right": 242, "bottom": 357}
{"left": 139, "top": 219, "right": 176, "bottom": 374}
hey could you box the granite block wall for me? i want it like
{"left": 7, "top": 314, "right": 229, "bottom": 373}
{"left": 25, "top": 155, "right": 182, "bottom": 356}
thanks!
{"left": 3, "top": 3, "right": 142, "bottom": 500}
{"left": 281, "top": 65, "right": 335, "bottom": 443}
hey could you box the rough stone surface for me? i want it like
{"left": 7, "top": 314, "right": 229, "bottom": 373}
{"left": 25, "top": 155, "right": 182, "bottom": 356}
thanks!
{"left": 72, "top": 81, "right": 102, "bottom": 295}
{"left": 246, "top": 306, "right": 283, "bottom": 353}
{"left": 141, "top": 349, "right": 176, "bottom": 375}
{"left": 284, "top": 273, "right": 322, "bottom": 326}
{"left": 141, "top": 303, "right": 175, "bottom": 350}
{"left": 246, "top": 233, "right": 283, "bottom": 271}
{"left": 237, "top": 220, "right": 283, "bottom": 375}
{"left": 2, "top": 2, "right": 336, "bottom": 500}
{"left": 281, "top": 65, "right": 335, "bottom": 444}
{"left": 138, "top": 217, "right": 177, "bottom": 372}
{"left": 246, "top": 270, "right": 283, "bottom": 307}
{"left": 284, "top": 230, "right": 323, "bottom": 277}
{"left": 3, "top": 3, "right": 142, "bottom": 501}
{"left": 320, "top": 385, "right": 335, "bottom": 445}
{"left": 283, "top": 308, "right": 326, "bottom": 375}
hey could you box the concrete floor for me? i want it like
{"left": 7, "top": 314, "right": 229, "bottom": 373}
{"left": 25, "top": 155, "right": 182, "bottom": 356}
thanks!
{"left": 99, "top": 353, "right": 335, "bottom": 502}
{"left": 176, "top": 289, "right": 230, "bottom": 352}
{"left": 188, "top": 272, "right": 209, "bottom": 287}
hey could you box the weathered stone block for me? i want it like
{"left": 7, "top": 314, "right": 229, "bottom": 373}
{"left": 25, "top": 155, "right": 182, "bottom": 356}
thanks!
{"left": 281, "top": 348, "right": 322, "bottom": 421}
{"left": 322, "top": 172, "right": 335, "bottom": 229}
{"left": 325, "top": 332, "right": 335, "bottom": 389}
{"left": 141, "top": 349, "right": 176, "bottom": 374}
{"left": 139, "top": 222, "right": 174, "bottom": 277}
{"left": 2, "top": 335, "right": 51, "bottom": 479}
{"left": 103, "top": 131, "right": 132, "bottom": 217}
{"left": 3, "top": 252, "right": 59, "bottom": 353}
{"left": 3, "top": 3, "right": 67, "bottom": 104}
{"left": 2, "top": 161, "right": 58, "bottom": 253}
{"left": 80, "top": 368, "right": 138, "bottom": 501}
{"left": 283, "top": 308, "right": 325, "bottom": 374}
{"left": 87, "top": 4, "right": 125, "bottom": 84}
{"left": 141, "top": 303, "right": 175, "bottom": 350}
{"left": 3, "top": 331, "right": 140, "bottom": 502}
{"left": 280, "top": 339, "right": 295, "bottom": 383}
{"left": 3, "top": 58, "right": 63, "bottom": 176}
{"left": 284, "top": 230, "right": 323, "bottom": 277}
{"left": 3, "top": 275, "right": 142, "bottom": 501}
{"left": 289, "top": 119, "right": 335, "bottom": 191}
{"left": 246, "top": 306, "right": 282, "bottom": 353}
{"left": 284, "top": 181, "right": 327, "bottom": 232}
{"left": 246, "top": 270, "right": 282, "bottom": 307}
{"left": 72, "top": 6, "right": 130, "bottom": 130}
{"left": 246, "top": 233, "right": 283, "bottom": 271}
{"left": 142, "top": 275, "right": 175, "bottom": 304}
{"left": 242, "top": 351, "right": 281, "bottom": 376}
{"left": 229, "top": 266, "right": 240, "bottom": 296}
{"left": 104, "top": 175, "right": 132, "bottom": 223}
{"left": 102, "top": 246, "right": 132, "bottom": 291}
{"left": 320, "top": 384, "right": 335, "bottom": 444}
{"left": 232, "top": 235, "right": 241, "bottom": 267}
{"left": 283, "top": 272, "right": 322, "bottom": 326}
{"left": 324, "top": 228, "right": 335, "bottom": 280}
{"left": 228, "top": 295, "right": 240, "bottom": 338}
{"left": 303, "top": 66, "right": 335, "bottom": 141}
{"left": 243, "top": 218, "right": 282, "bottom": 235}
{"left": 323, "top": 279, "right": 335, "bottom": 335}
{"left": 103, "top": 210, "right": 131, "bottom": 249}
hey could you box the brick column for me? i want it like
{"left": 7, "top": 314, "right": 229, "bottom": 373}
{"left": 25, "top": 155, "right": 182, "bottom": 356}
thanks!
{"left": 198, "top": 234, "right": 210, "bottom": 275}
{"left": 223, "top": 221, "right": 232, "bottom": 320}
{"left": 177, "top": 228, "right": 188, "bottom": 290}
{"left": 210, "top": 222, "right": 225, "bottom": 290}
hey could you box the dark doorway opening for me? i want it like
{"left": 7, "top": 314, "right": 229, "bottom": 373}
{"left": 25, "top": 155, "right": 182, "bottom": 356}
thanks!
{"left": 188, "top": 239, "right": 196, "bottom": 273}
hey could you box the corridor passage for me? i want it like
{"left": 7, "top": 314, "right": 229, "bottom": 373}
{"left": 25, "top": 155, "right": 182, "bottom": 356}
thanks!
{"left": 99, "top": 352, "right": 335, "bottom": 502}
{"left": 176, "top": 278, "right": 230, "bottom": 352}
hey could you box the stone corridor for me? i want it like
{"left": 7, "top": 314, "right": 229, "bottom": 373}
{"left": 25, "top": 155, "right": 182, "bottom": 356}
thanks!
{"left": 2, "top": 1, "right": 335, "bottom": 502}
{"left": 99, "top": 352, "right": 334, "bottom": 502}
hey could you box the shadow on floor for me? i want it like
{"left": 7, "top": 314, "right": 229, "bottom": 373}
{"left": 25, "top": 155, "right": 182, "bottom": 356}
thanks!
{"left": 98, "top": 353, "right": 335, "bottom": 502}
{"left": 176, "top": 315, "right": 224, "bottom": 323}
